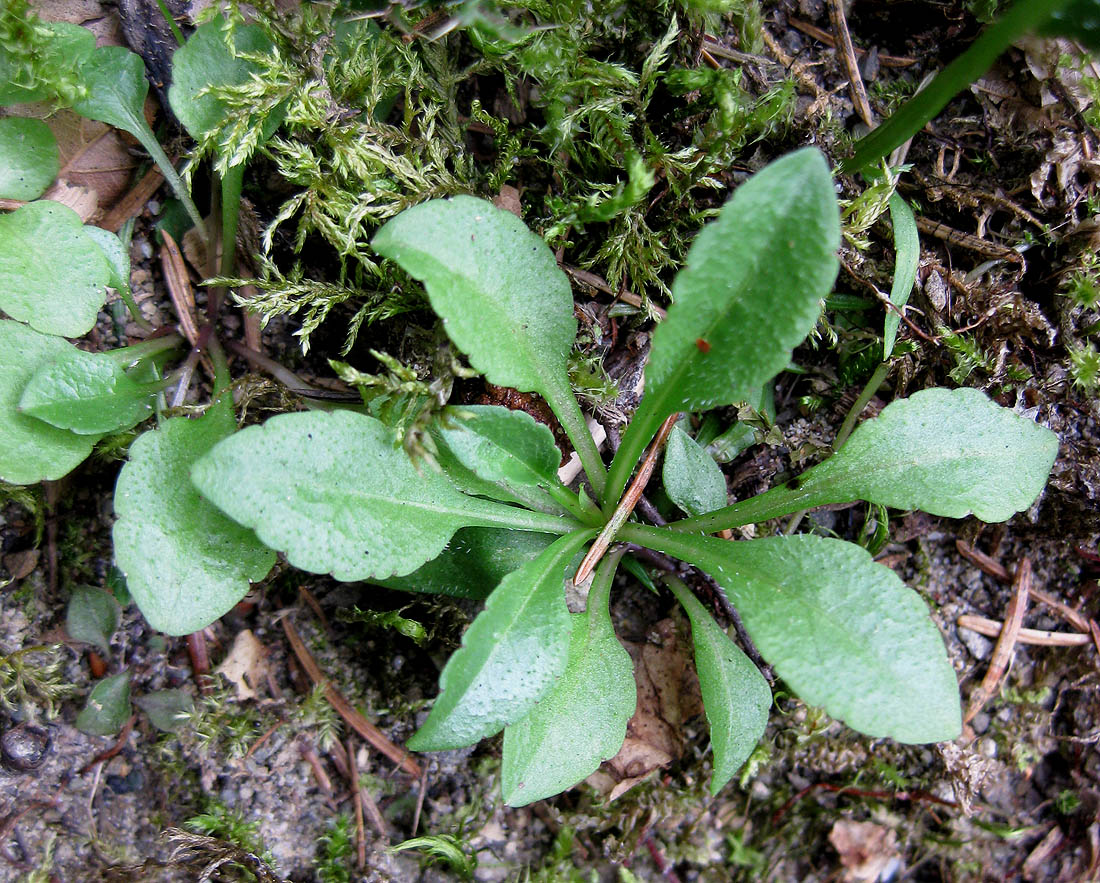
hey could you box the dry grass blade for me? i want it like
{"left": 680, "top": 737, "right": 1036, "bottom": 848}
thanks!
{"left": 957, "top": 615, "right": 1090, "bottom": 647}
{"left": 963, "top": 557, "right": 1030, "bottom": 725}
{"left": 281, "top": 617, "right": 421, "bottom": 777}
{"left": 160, "top": 230, "right": 201, "bottom": 346}
{"left": 828, "top": 0, "right": 874, "bottom": 128}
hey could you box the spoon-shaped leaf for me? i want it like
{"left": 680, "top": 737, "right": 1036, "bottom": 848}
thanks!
{"left": 0, "top": 201, "right": 111, "bottom": 337}
{"left": 372, "top": 196, "right": 605, "bottom": 494}
{"left": 113, "top": 402, "right": 276, "bottom": 635}
{"left": 664, "top": 576, "right": 770, "bottom": 794}
{"left": 20, "top": 348, "right": 162, "bottom": 434}
{"left": 604, "top": 147, "right": 840, "bottom": 506}
{"left": 408, "top": 529, "right": 594, "bottom": 751}
{"left": 191, "top": 409, "right": 578, "bottom": 583}
{"left": 671, "top": 387, "right": 1059, "bottom": 533}
{"left": 501, "top": 550, "right": 636, "bottom": 806}
{"left": 621, "top": 525, "right": 962, "bottom": 744}
{"left": 438, "top": 405, "right": 562, "bottom": 488}
{"left": 0, "top": 117, "right": 58, "bottom": 200}
{"left": 374, "top": 527, "right": 557, "bottom": 600}
{"left": 663, "top": 424, "right": 727, "bottom": 516}
{"left": 0, "top": 320, "right": 99, "bottom": 484}
{"left": 884, "top": 193, "right": 918, "bottom": 359}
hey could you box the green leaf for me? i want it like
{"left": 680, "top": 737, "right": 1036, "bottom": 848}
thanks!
{"left": 0, "top": 117, "right": 58, "bottom": 200}
{"left": 0, "top": 21, "right": 95, "bottom": 105}
{"left": 408, "top": 530, "right": 594, "bottom": 751}
{"left": 619, "top": 526, "right": 961, "bottom": 744}
{"left": 375, "top": 527, "right": 557, "bottom": 599}
{"left": 19, "top": 348, "right": 161, "bottom": 434}
{"left": 113, "top": 404, "right": 276, "bottom": 635}
{"left": 501, "top": 551, "right": 636, "bottom": 806}
{"left": 168, "top": 17, "right": 285, "bottom": 162}
{"left": 664, "top": 577, "right": 770, "bottom": 795}
{"left": 884, "top": 193, "right": 918, "bottom": 359}
{"left": 438, "top": 405, "right": 561, "bottom": 488}
{"left": 76, "top": 671, "right": 131, "bottom": 736}
{"left": 663, "top": 424, "right": 727, "bottom": 516}
{"left": 82, "top": 225, "right": 131, "bottom": 298}
{"left": 372, "top": 196, "right": 605, "bottom": 494}
{"left": 0, "top": 320, "right": 99, "bottom": 484}
{"left": 671, "top": 388, "right": 1060, "bottom": 532}
{"left": 605, "top": 148, "right": 840, "bottom": 506}
{"left": 71, "top": 46, "right": 151, "bottom": 137}
{"left": 65, "top": 586, "right": 121, "bottom": 656}
{"left": 1040, "top": 0, "right": 1100, "bottom": 49}
{"left": 191, "top": 409, "right": 576, "bottom": 583}
{"left": 134, "top": 689, "right": 194, "bottom": 732}
{"left": 0, "top": 201, "right": 111, "bottom": 337}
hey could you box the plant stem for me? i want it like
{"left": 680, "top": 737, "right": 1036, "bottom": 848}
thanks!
{"left": 587, "top": 545, "right": 626, "bottom": 614}
{"left": 843, "top": 0, "right": 1073, "bottom": 172}
{"left": 544, "top": 372, "right": 606, "bottom": 497}
{"left": 546, "top": 482, "right": 604, "bottom": 527}
{"left": 603, "top": 404, "right": 665, "bottom": 511}
{"left": 833, "top": 360, "right": 890, "bottom": 450}
{"left": 131, "top": 126, "right": 207, "bottom": 241}
{"left": 102, "top": 332, "right": 184, "bottom": 366}
{"left": 664, "top": 482, "right": 820, "bottom": 534}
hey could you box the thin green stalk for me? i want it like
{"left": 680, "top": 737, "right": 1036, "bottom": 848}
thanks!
{"left": 153, "top": 0, "right": 186, "bottom": 46}
{"left": 132, "top": 127, "right": 207, "bottom": 241}
{"left": 588, "top": 545, "right": 626, "bottom": 613}
{"left": 546, "top": 482, "right": 605, "bottom": 528}
{"left": 843, "top": 0, "right": 1072, "bottom": 172}
{"left": 544, "top": 372, "right": 607, "bottom": 498}
{"left": 833, "top": 360, "right": 890, "bottom": 450}
{"left": 469, "top": 505, "right": 587, "bottom": 537}
{"left": 603, "top": 405, "right": 664, "bottom": 511}
{"left": 618, "top": 522, "right": 720, "bottom": 569}
{"left": 103, "top": 332, "right": 184, "bottom": 367}
{"left": 220, "top": 163, "right": 244, "bottom": 281}
{"left": 665, "top": 481, "right": 821, "bottom": 534}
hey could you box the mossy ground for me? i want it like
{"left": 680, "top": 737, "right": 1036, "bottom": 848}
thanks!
{"left": 2, "top": 0, "right": 1100, "bottom": 880}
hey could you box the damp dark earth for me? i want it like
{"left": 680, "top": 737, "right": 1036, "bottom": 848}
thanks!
{"left": 1, "top": 1, "right": 1100, "bottom": 881}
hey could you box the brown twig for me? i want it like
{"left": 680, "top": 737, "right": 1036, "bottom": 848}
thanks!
{"left": 787, "top": 18, "right": 916, "bottom": 68}
{"left": 575, "top": 413, "right": 680, "bottom": 584}
{"left": 281, "top": 617, "right": 421, "bottom": 777}
{"left": 828, "top": 0, "right": 873, "bottom": 128}
{"left": 159, "top": 230, "right": 201, "bottom": 346}
{"left": 186, "top": 631, "right": 213, "bottom": 696}
{"left": 244, "top": 720, "right": 285, "bottom": 759}
{"left": 560, "top": 264, "right": 667, "bottom": 319}
{"left": 347, "top": 738, "right": 366, "bottom": 869}
{"left": 964, "top": 558, "right": 1030, "bottom": 725}
{"left": 957, "top": 615, "right": 1090, "bottom": 647}
{"left": 78, "top": 715, "right": 137, "bottom": 775}
{"left": 916, "top": 217, "right": 1022, "bottom": 263}
{"left": 956, "top": 541, "right": 1090, "bottom": 633}
{"left": 100, "top": 167, "right": 166, "bottom": 233}
{"left": 641, "top": 830, "right": 683, "bottom": 883}
{"left": 0, "top": 798, "right": 61, "bottom": 868}
{"left": 300, "top": 742, "right": 333, "bottom": 793}
{"left": 298, "top": 586, "right": 330, "bottom": 633}
{"left": 411, "top": 767, "right": 428, "bottom": 837}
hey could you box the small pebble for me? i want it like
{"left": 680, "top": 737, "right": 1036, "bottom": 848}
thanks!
{"left": 1, "top": 722, "right": 51, "bottom": 773}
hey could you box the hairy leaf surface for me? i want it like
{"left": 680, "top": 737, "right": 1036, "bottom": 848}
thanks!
{"left": 72, "top": 47, "right": 151, "bottom": 138}
{"left": 408, "top": 530, "right": 594, "bottom": 751}
{"left": 0, "top": 117, "right": 58, "bottom": 200}
{"left": 665, "top": 577, "right": 770, "bottom": 794}
{"left": 191, "top": 410, "right": 575, "bottom": 582}
{"left": 373, "top": 528, "right": 557, "bottom": 600}
{"left": 663, "top": 424, "right": 727, "bottom": 515}
{"left": 20, "top": 348, "right": 160, "bottom": 434}
{"left": 0, "top": 321, "right": 99, "bottom": 484}
{"left": 0, "top": 201, "right": 110, "bottom": 337}
{"left": 438, "top": 405, "right": 561, "bottom": 488}
{"left": 501, "top": 554, "right": 635, "bottom": 805}
{"left": 621, "top": 526, "right": 961, "bottom": 743}
{"left": 114, "top": 402, "right": 275, "bottom": 635}
{"left": 605, "top": 148, "right": 840, "bottom": 505}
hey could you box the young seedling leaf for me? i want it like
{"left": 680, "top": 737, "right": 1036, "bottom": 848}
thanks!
{"left": 620, "top": 526, "right": 962, "bottom": 744}
{"left": 605, "top": 148, "right": 840, "bottom": 505}
{"left": 19, "top": 348, "right": 161, "bottom": 434}
{"left": 408, "top": 529, "right": 594, "bottom": 751}
{"left": 134, "top": 689, "right": 194, "bottom": 732}
{"left": 501, "top": 553, "right": 636, "bottom": 806}
{"left": 0, "top": 117, "right": 59, "bottom": 200}
{"left": 663, "top": 424, "right": 727, "bottom": 516}
{"left": 374, "top": 527, "right": 557, "bottom": 600}
{"left": 0, "top": 201, "right": 111, "bottom": 337}
{"left": 71, "top": 46, "right": 151, "bottom": 138}
{"left": 884, "top": 193, "right": 918, "bottom": 359}
{"left": 0, "top": 21, "right": 95, "bottom": 105}
{"left": 65, "top": 586, "right": 121, "bottom": 656}
{"left": 113, "top": 403, "right": 276, "bottom": 636}
{"left": 671, "top": 388, "right": 1060, "bottom": 532}
{"left": 168, "top": 17, "right": 285, "bottom": 162}
{"left": 76, "top": 671, "right": 131, "bottom": 736}
{"left": 191, "top": 409, "right": 576, "bottom": 583}
{"left": 664, "top": 577, "right": 770, "bottom": 795}
{"left": 372, "top": 196, "right": 604, "bottom": 493}
{"left": 82, "top": 226, "right": 131, "bottom": 298}
{"left": 437, "top": 405, "right": 562, "bottom": 488}
{"left": 0, "top": 320, "right": 100, "bottom": 484}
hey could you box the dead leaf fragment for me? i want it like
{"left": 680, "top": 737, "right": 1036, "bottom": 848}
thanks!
{"left": 828, "top": 819, "right": 902, "bottom": 883}
{"left": 216, "top": 629, "right": 268, "bottom": 700}
{"left": 4, "top": 548, "right": 40, "bottom": 580}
